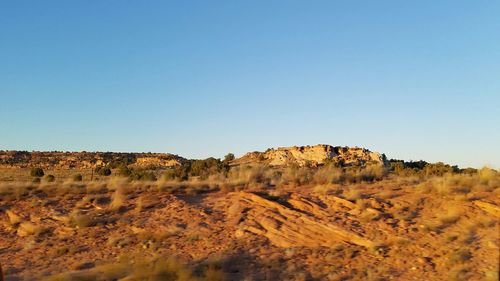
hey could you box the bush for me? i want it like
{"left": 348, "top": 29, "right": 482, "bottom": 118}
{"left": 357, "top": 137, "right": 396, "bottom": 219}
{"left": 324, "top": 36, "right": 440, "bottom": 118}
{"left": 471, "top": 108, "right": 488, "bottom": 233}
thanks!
{"left": 389, "top": 159, "right": 460, "bottom": 177}
{"left": 30, "top": 167, "right": 45, "bottom": 177}
{"left": 190, "top": 157, "right": 227, "bottom": 179}
{"left": 279, "top": 166, "right": 313, "bottom": 186}
{"left": 424, "top": 162, "right": 459, "bottom": 176}
{"left": 224, "top": 153, "right": 235, "bottom": 163}
{"left": 162, "top": 158, "right": 229, "bottom": 181}
{"left": 117, "top": 165, "right": 132, "bottom": 177}
{"left": 44, "top": 174, "right": 56, "bottom": 182}
{"left": 166, "top": 163, "right": 191, "bottom": 181}
{"left": 95, "top": 166, "right": 112, "bottom": 176}
{"left": 312, "top": 164, "right": 344, "bottom": 184}
{"left": 68, "top": 211, "right": 96, "bottom": 228}
{"left": 228, "top": 164, "right": 273, "bottom": 187}
{"left": 129, "top": 169, "right": 157, "bottom": 181}
{"left": 72, "top": 174, "right": 83, "bottom": 182}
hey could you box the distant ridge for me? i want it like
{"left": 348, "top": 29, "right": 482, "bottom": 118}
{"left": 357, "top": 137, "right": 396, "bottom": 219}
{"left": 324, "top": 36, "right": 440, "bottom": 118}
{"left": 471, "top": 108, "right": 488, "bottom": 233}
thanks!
{"left": 0, "top": 151, "right": 186, "bottom": 169}
{"left": 0, "top": 145, "right": 386, "bottom": 169}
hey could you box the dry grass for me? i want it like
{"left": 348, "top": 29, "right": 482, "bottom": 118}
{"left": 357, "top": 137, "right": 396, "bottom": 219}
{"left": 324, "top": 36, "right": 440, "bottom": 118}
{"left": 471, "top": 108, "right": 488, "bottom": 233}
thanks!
{"left": 312, "top": 165, "right": 343, "bottom": 185}
{"left": 447, "top": 249, "right": 472, "bottom": 265}
{"left": 342, "top": 187, "right": 364, "bottom": 202}
{"left": 67, "top": 211, "right": 97, "bottom": 228}
{"left": 358, "top": 207, "right": 381, "bottom": 222}
{"left": 312, "top": 184, "right": 341, "bottom": 195}
{"left": 6, "top": 209, "right": 23, "bottom": 225}
{"left": 109, "top": 188, "right": 126, "bottom": 211}
{"left": 0, "top": 164, "right": 498, "bottom": 281}
{"left": 393, "top": 205, "right": 418, "bottom": 221}
{"left": 41, "top": 255, "right": 225, "bottom": 281}
{"left": 17, "top": 221, "right": 44, "bottom": 236}
{"left": 438, "top": 206, "right": 462, "bottom": 225}
{"left": 484, "top": 271, "right": 499, "bottom": 281}
{"left": 424, "top": 205, "right": 463, "bottom": 233}
{"left": 448, "top": 265, "right": 472, "bottom": 281}
{"left": 85, "top": 181, "right": 108, "bottom": 194}
{"left": 107, "top": 233, "right": 135, "bottom": 248}
{"left": 416, "top": 169, "right": 500, "bottom": 197}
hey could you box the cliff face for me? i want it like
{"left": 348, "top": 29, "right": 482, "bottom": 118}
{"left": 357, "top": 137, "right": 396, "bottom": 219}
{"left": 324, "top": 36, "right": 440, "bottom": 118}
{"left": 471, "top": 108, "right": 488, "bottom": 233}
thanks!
{"left": 235, "top": 145, "right": 386, "bottom": 167}
{"left": 0, "top": 151, "right": 185, "bottom": 169}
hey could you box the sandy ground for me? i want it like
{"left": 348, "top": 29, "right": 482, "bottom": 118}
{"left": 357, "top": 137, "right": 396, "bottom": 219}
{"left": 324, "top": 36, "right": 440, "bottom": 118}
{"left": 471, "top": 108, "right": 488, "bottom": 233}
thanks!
{"left": 0, "top": 177, "right": 498, "bottom": 280}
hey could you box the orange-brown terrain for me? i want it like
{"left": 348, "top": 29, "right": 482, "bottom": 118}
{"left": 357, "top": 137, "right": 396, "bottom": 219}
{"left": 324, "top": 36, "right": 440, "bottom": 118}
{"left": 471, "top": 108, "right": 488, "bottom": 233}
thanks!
{"left": 0, "top": 145, "right": 498, "bottom": 281}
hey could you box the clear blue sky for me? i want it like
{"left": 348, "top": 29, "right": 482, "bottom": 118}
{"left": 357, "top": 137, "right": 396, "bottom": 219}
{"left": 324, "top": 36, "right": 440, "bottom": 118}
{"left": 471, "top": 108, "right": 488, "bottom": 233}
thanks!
{"left": 1, "top": 1, "right": 499, "bottom": 168}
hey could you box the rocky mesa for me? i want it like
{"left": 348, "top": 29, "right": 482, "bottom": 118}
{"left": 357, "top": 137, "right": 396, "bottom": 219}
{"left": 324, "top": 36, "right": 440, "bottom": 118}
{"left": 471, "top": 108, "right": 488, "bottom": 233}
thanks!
{"left": 235, "top": 144, "right": 387, "bottom": 167}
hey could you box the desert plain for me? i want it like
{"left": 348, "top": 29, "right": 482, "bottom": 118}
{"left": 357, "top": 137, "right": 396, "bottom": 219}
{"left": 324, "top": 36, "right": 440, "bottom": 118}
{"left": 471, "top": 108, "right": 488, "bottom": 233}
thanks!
{"left": 0, "top": 145, "right": 498, "bottom": 281}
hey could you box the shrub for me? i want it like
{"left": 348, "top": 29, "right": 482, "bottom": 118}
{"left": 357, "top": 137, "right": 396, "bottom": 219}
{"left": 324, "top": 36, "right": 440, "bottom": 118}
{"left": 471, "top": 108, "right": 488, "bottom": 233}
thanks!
{"left": 224, "top": 153, "right": 235, "bottom": 163}
{"left": 312, "top": 165, "right": 344, "bottom": 185}
{"left": 228, "top": 164, "right": 273, "bottom": 187}
{"left": 438, "top": 207, "right": 462, "bottom": 225}
{"left": 279, "top": 166, "right": 313, "bottom": 186}
{"left": 44, "top": 174, "right": 56, "bottom": 182}
{"left": 162, "top": 169, "right": 178, "bottom": 181}
{"left": 6, "top": 210, "right": 23, "bottom": 226}
{"left": 18, "top": 221, "right": 43, "bottom": 236}
{"left": 109, "top": 189, "right": 126, "bottom": 211}
{"left": 358, "top": 164, "right": 387, "bottom": 182}
{"left": 129, "top": 168, "right": 157, "bottom": 181}
{"left": 190, "top": 157, "right": 228, "bottom": 179}
{"left": 343, "top": 188, "right": 363, "bottom": 202}
{"left": 140, "top": 172, "right": 157, "bottom": 181}
{"left": 448, "top": 249, "right": 472, "bottom": 264}
{"left": 30, "top": 167, "right": 44, "bottom": 177}
{"left": 72, "top": 174, "right": 83, "bottom": 182}
{"left": 162, "top": 163, "right": 191, "bottom": 181}
{"left": 389, "top": 159, "right": 462, "bottom": 177}
{"left": 96, "top": 166, "right": 112, "bottom": 176}
{"left": 424, "top": 162, "right": 459, "bottom": 176}
{"left": 68, "top": 211, "right": 96, "bottom": 228}
{"left": 430, "top": 175, "right": 472, "bottom": 195}
{"left": 478, "top": 167, "right": 497, "bottom": 184}
{"left": 117, "top": 165, "right": 132, "bottom": 177}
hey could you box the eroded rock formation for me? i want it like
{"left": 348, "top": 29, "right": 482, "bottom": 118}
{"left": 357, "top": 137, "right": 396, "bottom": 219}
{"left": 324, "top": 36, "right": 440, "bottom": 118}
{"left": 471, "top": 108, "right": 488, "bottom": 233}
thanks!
{"left": 229, "top": 192, "right": 375, "bottom": 248}
{"left": 235, "top": 145, "right": 386, "bottom": 167}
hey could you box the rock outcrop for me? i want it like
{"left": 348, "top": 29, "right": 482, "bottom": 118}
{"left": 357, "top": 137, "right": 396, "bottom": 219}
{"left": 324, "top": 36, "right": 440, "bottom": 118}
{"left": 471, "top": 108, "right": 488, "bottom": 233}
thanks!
{"left": 229, "top": 192, "right": 375, "bottom": 248}
{"left": 235, "top": 145, "right": 386, "bottom": 167}
{"left": 0, "top": 151, "right": 185, "bottom": 169}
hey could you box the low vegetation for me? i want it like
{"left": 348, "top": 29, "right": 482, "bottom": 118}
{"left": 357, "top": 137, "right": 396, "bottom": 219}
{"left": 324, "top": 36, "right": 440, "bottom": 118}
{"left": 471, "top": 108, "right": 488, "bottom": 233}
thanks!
{"left": 30, "top": 167, "right": 44, "bottom": 177}
{"left": 0, "top": 156, "right": 498, "bottom": 281}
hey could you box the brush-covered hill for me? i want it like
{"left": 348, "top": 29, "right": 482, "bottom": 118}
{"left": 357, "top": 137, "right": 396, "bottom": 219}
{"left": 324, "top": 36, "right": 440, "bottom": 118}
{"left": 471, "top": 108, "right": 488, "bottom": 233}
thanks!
{"left": 0, "top": 151, "right": 186, "bottom": 169}
{"left": 0, "top": 145, "right": 386, "bottom": 170}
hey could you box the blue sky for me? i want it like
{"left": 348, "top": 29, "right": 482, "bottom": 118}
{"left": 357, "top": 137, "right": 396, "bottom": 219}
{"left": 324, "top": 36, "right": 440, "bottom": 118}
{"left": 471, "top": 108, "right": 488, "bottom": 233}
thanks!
{"left": 1, "top": 1, "right": 499, "bottom": 168}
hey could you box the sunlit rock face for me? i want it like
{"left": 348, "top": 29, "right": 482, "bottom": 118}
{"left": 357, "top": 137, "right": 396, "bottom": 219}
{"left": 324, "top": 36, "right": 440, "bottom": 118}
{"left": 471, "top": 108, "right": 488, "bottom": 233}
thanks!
{"left": 236, "top": 144, "right": 386, "bottom": 167}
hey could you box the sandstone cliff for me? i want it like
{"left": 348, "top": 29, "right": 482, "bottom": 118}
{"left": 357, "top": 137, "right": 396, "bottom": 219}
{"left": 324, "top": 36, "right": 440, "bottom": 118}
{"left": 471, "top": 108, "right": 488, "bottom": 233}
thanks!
{"left": 235, "top": 145, "right": 386, "bottom": 167}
